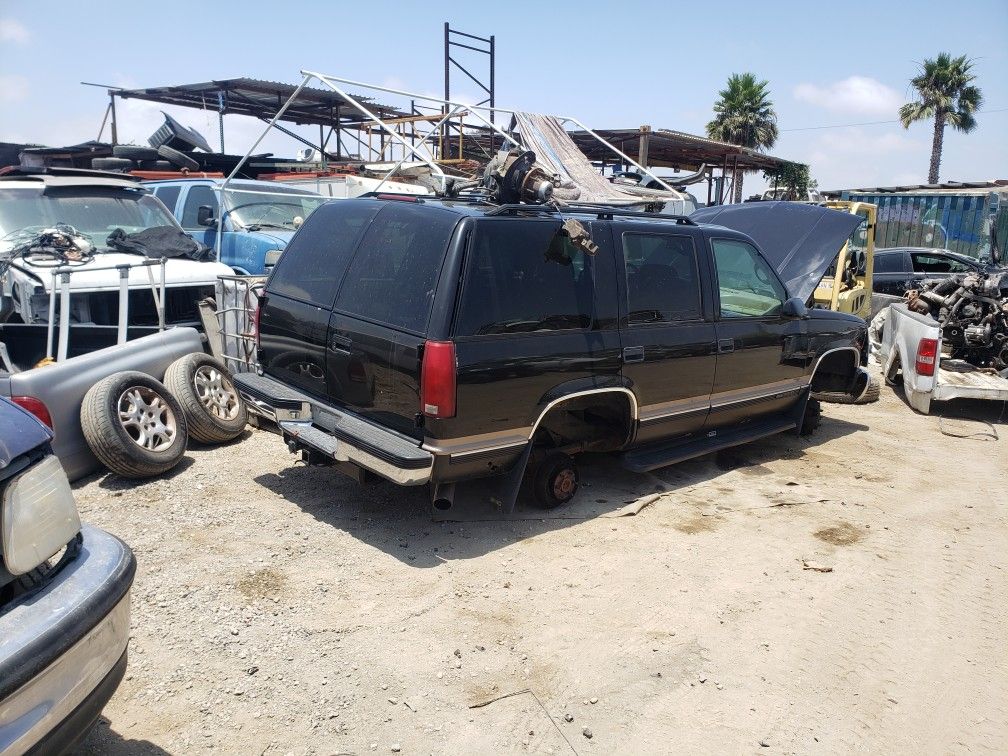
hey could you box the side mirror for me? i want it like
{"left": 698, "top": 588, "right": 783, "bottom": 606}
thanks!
{"left": 782, "top": 296, "right": 808, "bottom": 318}
{"left": 197, "top": 205, "right": 216, "bottom": 227}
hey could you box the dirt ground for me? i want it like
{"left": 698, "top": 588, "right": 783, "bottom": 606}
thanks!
{"left": 73, "top": 369, "right": 1007, "bottom": 755}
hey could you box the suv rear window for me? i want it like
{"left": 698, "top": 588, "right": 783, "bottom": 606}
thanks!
{"left": 873, "top": 252, "right": 906, "bottom": 274}
{"left": 334, "top": 203, "right": 457, "bottom": 333}
{"left": 622, "top": 232, "right": 701, "bottom": 323}
{"left": 267, "top": 201, "right": 380, "bottom": 306}
{"left": 454, "top": 220, "right": 594, "bottom": 336}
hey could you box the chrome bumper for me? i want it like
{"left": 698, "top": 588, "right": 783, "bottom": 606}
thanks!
{"left": 0, "top": 524, "right": 134, "bottom": 755}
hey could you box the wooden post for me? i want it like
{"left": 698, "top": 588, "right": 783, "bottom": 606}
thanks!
{"left": 638, "top": 125, "right": 651, "bottom": 169}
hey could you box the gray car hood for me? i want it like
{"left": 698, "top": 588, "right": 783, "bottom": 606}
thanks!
{"left": 691, "top": 202, "right": 863, "bottom": 301}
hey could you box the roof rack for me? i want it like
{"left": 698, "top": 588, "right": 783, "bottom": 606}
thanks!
{"left": 484, "top": 202, "right": 697, "bottom": 224}
{"left": 0, "top": 165, "right": 142, "bottom": 182}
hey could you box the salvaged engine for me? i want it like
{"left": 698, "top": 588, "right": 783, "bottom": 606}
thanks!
{"left": 907, "top": 271, "right": 1008, "bottom": 370}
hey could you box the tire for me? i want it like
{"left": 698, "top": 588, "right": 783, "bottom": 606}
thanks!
{"left": 81, "top": 371, "right": 188, "bottom": 478}
{"left": 163, "top": 353, "right": 247, "bottom": 444}
{"left": 138, "top": 159, "right": 174, "bottom": 170}
{"left": 800, "top": 397, "right": 822, "bottom": 436}
{"left": 91, "top": 157, "right": 135, "bottom": 171}
{"left": 532, "top": 452, "right": 579, "bottom": 509}
{"left": 156, "top": 144, "right": 200, "bottom": 171}
{"left": 112, "top": 144, "right": 159, "bottom": 161}
{"left": 813, "top": 376, "right": 881, "bottom": 405}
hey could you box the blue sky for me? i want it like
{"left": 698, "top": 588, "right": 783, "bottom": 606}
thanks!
{"left": 0, "top": 0, "right": 1004, "bottom": 193}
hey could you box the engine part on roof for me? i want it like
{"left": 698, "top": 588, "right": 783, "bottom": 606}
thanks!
{"left": 905, "top": 271, "right": 1008, "bottom": 370}
{"left": 485, "top": 150, "right": 555, "bottom": 205}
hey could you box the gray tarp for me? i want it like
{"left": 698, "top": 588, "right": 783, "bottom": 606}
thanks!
{"left": 691, "top": 201, "right": 863, "bottom": 302}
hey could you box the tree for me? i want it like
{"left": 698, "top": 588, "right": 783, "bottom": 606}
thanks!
{"left": 899, "top": 53, "right": 983, "bottom": 184}
{"left": 763, "top": 162, "right": 816, "bottom": 200}
{"left": 706, "top": 73, "right": 779, "bottom": 203}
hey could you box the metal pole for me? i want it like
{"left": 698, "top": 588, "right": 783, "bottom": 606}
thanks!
{"left": 57, "top": 271, "right": 71, "bottom": 362}
{"left": 117, "top": 265, "right": 130, "bottom": 345}
{"left": 444, "top": 22, "right": 450, "bottom": 161}
{"left": 218, "top": 112, "right": 225, "bottom": 153}
{"left": 46, "top": 272, "right": 57, "bottom": 360}
{"left": 96, "top": 103, "right": 111, "bottom": 143}
{"left": 335, "top": 104, "right": 341, "bottom": 160}
{"left": 109, "top": 93, "right": 118, "bottom": 146}
{"left": 158, "top": 259, "right": 166, "bottom": 332}
{"left": 373, "top": 104, "right": 466, "bottom": 192}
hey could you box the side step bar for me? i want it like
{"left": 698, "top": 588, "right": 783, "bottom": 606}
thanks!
{"left": 621, "top": 417, "right": 796, "bottom": 473}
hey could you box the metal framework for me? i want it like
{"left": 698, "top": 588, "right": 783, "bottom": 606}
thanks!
{"left": 444, "top": 23, "right": 495, "bottom": 159}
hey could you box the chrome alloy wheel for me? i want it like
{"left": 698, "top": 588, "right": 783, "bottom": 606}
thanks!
{"left": 117, "top": 386, "right": 177, "bottom": 450}
{"left": 194, "top": 364, "right": 241, "bottom": 421}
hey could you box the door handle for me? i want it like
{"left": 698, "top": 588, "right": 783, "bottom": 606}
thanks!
{"left": 718, "top": 338, "right": 735, "bottom": 353}
{"left": 622, "top": 346, "right": 645, "bottom": 363}
{"left": 330, "top": 333, "right": 352, "bottom": 353}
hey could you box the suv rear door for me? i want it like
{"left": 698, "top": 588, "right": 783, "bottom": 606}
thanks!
{"left": 258, "top": 200, "right": 381, "bottom": 399}
{"left": 615, "top": 225, "right": 716, "bottom": 443}
{"left": 325, "top": 201, "right": 460, "bottom": 438}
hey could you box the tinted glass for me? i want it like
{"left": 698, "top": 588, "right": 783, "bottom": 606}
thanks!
{"left": 334, "top": 203, "right": 457, "bottom": 333}
{"left": 911, "top": 253, "right": 970, "bottom": 274}
{"left": 873, "top": 252, "right": 905, "bottom": 274}
{"left": 622, "top": 233, "right": 701, "bottom": 323}
{"left": 454, "top": 220, "right": 594, "bottom": 336}
{"left": 153, "top": 185, "right": 181, "bottom": 214}
{"left": 712, "top": 238, "right": 786, "bottom": 318}
{"left": 267, "top": 200, "right": 380, "bottom": 306}
{"left": 181, "top": 185, "right": 218, "bottom": 227}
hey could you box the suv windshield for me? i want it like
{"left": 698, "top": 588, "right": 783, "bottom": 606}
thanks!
{"left": 0, "top": 186, "right": 180, "bottom": 250}
{"left": 224, "top": 189, "right": 325, "bottom": 230}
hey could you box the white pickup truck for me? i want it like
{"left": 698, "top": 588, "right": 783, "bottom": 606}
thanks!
{"left": 880, "top": 303, "right": 1008, "bottom": 413}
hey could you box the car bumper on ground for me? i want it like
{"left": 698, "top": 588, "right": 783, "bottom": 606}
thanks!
{"left": 0, "top": 524, "right": 136, "bottom": 755}
{"left": 234, "top": 372, "right": 433, "bottom": 486}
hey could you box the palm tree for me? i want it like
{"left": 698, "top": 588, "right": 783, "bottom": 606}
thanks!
{"left": 706, "top": 73, "right": 779, "bottom": 203}
{"left": 900, "top": 53, "right": 983, "bottom": 184}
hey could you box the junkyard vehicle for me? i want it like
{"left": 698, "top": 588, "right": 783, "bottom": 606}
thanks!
{"left": 145, "top": 178, "right": 325, "bottom": 274}
{"left": 880, "top": 296, "right": 1008, "bottom": 414}
{"left": 0, "top": 397, "right": 135, "bottom": 754}
{"left": 872, "top": 246, "right": 996, "bottom": 296}
{"left": 235, "top": 196, "right": 869, "bottom": 511}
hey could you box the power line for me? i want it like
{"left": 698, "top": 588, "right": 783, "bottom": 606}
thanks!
{"left": 781, "top": 107, "right": 1007, "bottom": 132}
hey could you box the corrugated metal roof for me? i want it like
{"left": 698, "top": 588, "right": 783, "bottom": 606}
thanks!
{"left": 114, "top": 78, "right": 406, "bottom": 129}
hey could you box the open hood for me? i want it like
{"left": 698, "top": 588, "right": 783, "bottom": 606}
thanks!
{"left": 691, "top": 202, "right": 863, "bottom": 301}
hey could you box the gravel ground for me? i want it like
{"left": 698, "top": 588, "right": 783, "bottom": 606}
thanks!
{"left": 72, "top": 372, "right": 1007, "bottom": 755}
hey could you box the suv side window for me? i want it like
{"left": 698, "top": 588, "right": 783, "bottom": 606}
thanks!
{"left": 712, "top": 238, "right": 786, "bottom": 318}
{"left": 454, "top": 220, "right": 594, "bottom": 336}
{"left": 181, "top": 185, "right": 218, "bottom": 227}
{"left": 911, "top": 252, "right": 970, "bottom": 274}
{"left": 873, "top": 252, "right": 906, "bottom": 273}
{"left": 334, "top": 203, "right": 457, "bottom": 333}
{"left": 152, "top": 185, "right": 181, "bottom": 214}
{"left": 267, "top": 201, "right": 380, "bottom": 306}
{"left": 622, "top": 232, "right": 701, "bottom": 323}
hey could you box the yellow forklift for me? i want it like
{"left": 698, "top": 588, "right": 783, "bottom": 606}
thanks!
{"left": 811, "top": 200, "right": 881, "bottom": 403}
{"left": 811, "top": 200, "right": 876, "bottom": 320}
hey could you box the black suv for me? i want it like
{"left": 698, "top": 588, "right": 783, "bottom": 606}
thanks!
{"left": 235, "top": 197, "right": 870, "bottom": 510}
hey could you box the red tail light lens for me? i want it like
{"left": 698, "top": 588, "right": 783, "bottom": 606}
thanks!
{"left": 420, "top": 340, "right": 456, "bottom": 419}
{"left": 915, "top": 337, "right": 939, "bottom": 377}
{"left": 12, "top": 395, "right": 53, "bottom": 428}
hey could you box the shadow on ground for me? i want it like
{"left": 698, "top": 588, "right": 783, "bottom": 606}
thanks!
{"left": 73, "top": 717, "right": 171, "bottom": 755}
{"left": 251, "top": 413, "right": 868, "bottom": 568}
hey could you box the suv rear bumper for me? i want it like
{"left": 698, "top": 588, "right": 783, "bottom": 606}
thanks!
{"left": 0, "top": 524, "right": 135, "bottom": 754}
{"left": 233, "top": 372, "right": 433, "bottom": 486}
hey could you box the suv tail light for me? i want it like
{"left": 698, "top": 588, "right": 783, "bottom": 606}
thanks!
{"left": 915, "top": 337, "right": 939, "bottom": 376}
{"left": 420, "top": 340, "right": 456, "bottom": 419}
{"left": 12, "top": 395, "right": 53, "bottom": 428}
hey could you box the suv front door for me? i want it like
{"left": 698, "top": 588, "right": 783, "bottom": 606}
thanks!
{"left": 706, "top": 236, "right": 808, "bottom": 429}
{"left": 616, "top": 228, "right": 716, "bottom": 443}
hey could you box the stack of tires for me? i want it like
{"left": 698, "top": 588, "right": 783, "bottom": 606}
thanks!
{"left": 91, "top": 144, "right": 200, "bottom": 173}
{"left": 81, "top": 353, "right": 248, "bottom": 478}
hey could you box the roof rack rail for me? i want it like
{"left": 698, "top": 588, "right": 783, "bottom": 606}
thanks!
{"left": 560, "top": 204, "right": 697, "bottom": 224}
{"left": 358, "top": 191, "right": 425, "bottom": 202}
{"left": 483, "top": 204, "right": 561, "bottom": 217}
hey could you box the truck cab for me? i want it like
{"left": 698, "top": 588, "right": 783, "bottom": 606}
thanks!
{"left": 146, "top": 178, "right": 325, "bottom": 274}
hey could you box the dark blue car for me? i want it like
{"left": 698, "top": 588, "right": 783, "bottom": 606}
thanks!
{"left": 0, "top": 397, "right": 135, "bottom": 754}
